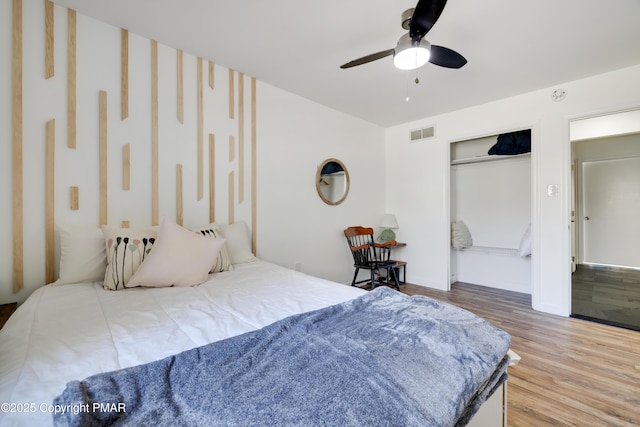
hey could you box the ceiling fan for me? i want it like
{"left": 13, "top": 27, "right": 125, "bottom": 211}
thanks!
{"left": 340, "top": 0, "right": 466, "bottom": 71}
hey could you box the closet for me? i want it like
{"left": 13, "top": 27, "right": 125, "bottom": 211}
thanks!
{"left": 449, "top": 130, "right": 532, "bottom": 294}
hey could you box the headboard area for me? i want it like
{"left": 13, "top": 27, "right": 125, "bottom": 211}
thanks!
{"left": 3, "top": 0, "right": 257, "bottom": 304}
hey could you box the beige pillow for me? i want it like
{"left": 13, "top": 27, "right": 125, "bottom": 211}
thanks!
{"left": 217, "top": 221, "right": 256, "bottom": 264}
{"left": 192, "top": 224, "right": 234, "bottom": 272}
{"left": 54, "top": 224, "right": 106, "bottom": 285}
{"left": 127, "top": 217, "right": 227, "bottom": 288}
{"left": 102, "top": 226, "right": 157, "bottom": 290}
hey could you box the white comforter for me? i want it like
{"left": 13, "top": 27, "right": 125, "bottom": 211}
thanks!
{"left": 0, "top": 260, "right": 365, "bottom": 426}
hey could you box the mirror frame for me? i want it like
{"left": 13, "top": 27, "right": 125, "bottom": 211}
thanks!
{"left": 316, "top": 158, "right": 350, "bottom": 206}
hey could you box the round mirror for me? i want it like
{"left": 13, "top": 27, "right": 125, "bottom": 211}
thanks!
{"left": 316, "top": 158, "right": 350, "bottom": 206}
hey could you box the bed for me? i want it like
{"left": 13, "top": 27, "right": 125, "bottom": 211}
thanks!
{"left": 0, "top": 219, "right": 513, "bottom": 426}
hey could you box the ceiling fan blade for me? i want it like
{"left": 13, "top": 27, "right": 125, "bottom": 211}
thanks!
{"left": 409, "top": 0, "right": 448, "bottom": 40}
{"left": 340, "top": 49, "right": 394, "bottom": 69}
{"left": 428, "top": 45, "right": 467, "bottom": 68}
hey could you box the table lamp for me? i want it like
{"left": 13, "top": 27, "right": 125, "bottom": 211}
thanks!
{"left": 379, "top": 214, "right": 399, "bottom": 242}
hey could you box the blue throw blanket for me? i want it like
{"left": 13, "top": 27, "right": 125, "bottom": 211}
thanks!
{"left": 53, "top": 287, "right": 511, "bottom": 427}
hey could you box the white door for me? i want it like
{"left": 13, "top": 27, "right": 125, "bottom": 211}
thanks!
{"left": 582, "top": 157, "right": 640, "bottom": 268}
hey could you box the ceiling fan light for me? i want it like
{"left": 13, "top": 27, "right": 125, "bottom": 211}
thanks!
{"left": 393, "top": 34, "right": 430, "bottom": 70}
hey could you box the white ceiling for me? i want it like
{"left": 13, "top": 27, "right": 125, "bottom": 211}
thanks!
{"left": 51, "top": 0, "right": 640, "bottom": 127}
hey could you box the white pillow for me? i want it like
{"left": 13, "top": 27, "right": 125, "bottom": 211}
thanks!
{"left": 127, "top": 217, "right": 227, "bottom": 288}
{"left": 192, "top": 224, "right": 234, "bottom": 272}
{"left": 451, "top": 220, "right": 473, "bottom": 250}
{"left": 102, "top": 226, "right": 158, "bottom": 291}
{"left": 217, "top": 221, "right": 256, "bottom": 264}
{"left": 519, "top": 224, "right": 532, "bottom": 257}
{"left": 53, "top": 224, "right": 106, "bottom": 285}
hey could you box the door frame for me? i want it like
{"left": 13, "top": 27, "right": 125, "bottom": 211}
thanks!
{"left": 567, "top": 106, "right": 640, "bottom": 313}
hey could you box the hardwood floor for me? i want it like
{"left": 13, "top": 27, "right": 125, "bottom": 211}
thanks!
{"left": 400, "top": 282, "right": 640, "bottom": 426}
{"left": 572, "top": 264, "right": 640, "bottom": 331}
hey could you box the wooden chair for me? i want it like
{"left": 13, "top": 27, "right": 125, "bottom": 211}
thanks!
{"left": 344, "top": 226, "right": 400, "bottom": 290}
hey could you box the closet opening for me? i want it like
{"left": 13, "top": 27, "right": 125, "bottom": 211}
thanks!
{"left": 449, "top": 129, "right": 532, "bottom": 295}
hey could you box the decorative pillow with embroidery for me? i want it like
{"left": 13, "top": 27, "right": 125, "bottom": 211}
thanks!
{"left": 102, "top": 226, "right": 157, "bottom": 291}
{"left": 192, "top": 224, "right": 234, "bottom": 272}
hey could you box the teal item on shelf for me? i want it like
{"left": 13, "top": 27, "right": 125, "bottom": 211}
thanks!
{"left": 380, "top": 229, "right": 396, "bottom": 242}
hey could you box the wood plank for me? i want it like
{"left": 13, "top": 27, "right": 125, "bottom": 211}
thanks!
{"left": 12, "top": 0, "right": 23, "bottom": 293}
{"left": 99, "top": 91, "right": 108, "bottom": 226}
{"left": 122, "top": 143, "right": 130, "bottom": 190}
{"left": 151, "top": 40, "right": 159, "bottom": 225}
{"left": 45, "top": 119, "right": 55, "bottom": 284}
{"left": 209, "top": 134, "right": 215, "bottom": 223}
{"left": 251, "top": 77, "right": 256, "bottom": 254}
{"left": 176, "top": 164, "right": 183, "bottom": 226}
{"left": 70, "top": 186, "right": 79, "bottom": 210}
{"left": 228, "top": 69, "right": 234, "bottom": 119}
{"left": 229, "top": 135, "right": 234, "bottom": 161}
{"left": 177, "top": 50, "right": 183, "bottom": 124}
{"left": 121, "top": 29, "right": 128, "bottom": 120}
{"left": 401, "top": 282, "right": 640, "bottom": 426}
{"left": 197, "top": 57, "right": 203, "bottom": 201}
{"left": 228, "top": 171, "right": 234, "bottom": 225}
{"left": 67, "top": 8, "right": 76, "bottom": 148}
{"left": 208, "top": 61, "right": 214, "bottom": 89}
{"left": 44, "top": 0, "right": 54, "bottom": 78}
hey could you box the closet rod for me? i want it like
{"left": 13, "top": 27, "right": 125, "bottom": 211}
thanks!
{"left": 451, "top": 152, "right": 530, "bottom": 166}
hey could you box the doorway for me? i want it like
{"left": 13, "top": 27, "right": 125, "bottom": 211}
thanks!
{"left": 570, "top": 112, "right": 640, "bottom": 330}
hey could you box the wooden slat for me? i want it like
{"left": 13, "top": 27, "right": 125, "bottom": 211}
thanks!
{"left": 45, "top": 119, "right": 55, "bottom": 284}
{"left": 401, "top": 282, "right": 640, "bottom": 426}
{"left": 208, "top": 61, "right": 214, "bottom": 89}
{"left": 228, "top": 69, "right": 235, "bottom": 119}
{"left": 122, "top": 143, "right": 130, "bottom": 190}
{"left": 251, "top": 78, "right": 256, "bottom": 254}
{"left": 99, "top": 91, "right": 108, "bottom": 226}
{"left": 176, "top": 164, "right": 183, "bottom": 226}
{"left": 209, "top": 134, "right": 215, "bottom": 223}
{"left": 44, "top": 0, "right": 54, "bottom": 78}
{"left": 121, "top": 29, "right": 128, "bottom": 120}
{"left": 197, "top": 57, "right": 203, "bottom": 200}
{"left": 238, "top": 73, "right": 244, "bottom": 203}
{"left": 177, "top": 50, "right": 183, "bottom": 124}
{"left": 70, "top": 186, "right": 79, "bottom": 210}
{"left": 229, "top": 135, "right": 235, "bottom": 161}
{"left": 12, "top": 0, "right": 23, "bottom": 293}
{"left": 151, "top": 40, "right": 159, "bottom": 225}
{"left": 228, "top": 171, "right": 234, "bottom": 225}
{"left": 67, "top": 8, "right": 76, "bottom": 148}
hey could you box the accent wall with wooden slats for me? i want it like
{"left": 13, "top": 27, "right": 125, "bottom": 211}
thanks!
{"left": 2, "top": 0, "right": 257, "bottom": 303}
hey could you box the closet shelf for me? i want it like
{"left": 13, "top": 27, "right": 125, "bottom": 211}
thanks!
{"left": 451, "top": 152, "right": 531, "bottom": 165}
{"left": 460, "top": 246, "right": 522, "bottom": 256}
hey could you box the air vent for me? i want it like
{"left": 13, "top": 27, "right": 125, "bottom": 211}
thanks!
{"left": 410, "top": 126, "right": 435, "bottom": 142}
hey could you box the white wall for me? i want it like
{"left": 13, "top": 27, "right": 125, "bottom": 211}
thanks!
{"left": 256, "top": 83, "right": 385, "bottom": 284}
{"left": 0, "top": 1, "right": 385, "bottom": 304}
{"left": 386, "top": 64, "right": 640, "bottom": 316}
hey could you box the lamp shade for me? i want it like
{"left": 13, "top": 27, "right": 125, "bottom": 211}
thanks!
{"left": 380, "top": 214, "right": 399, "bottom": 229}
{"left": 393, "top": 34, "right": 430, "bottom": 70}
